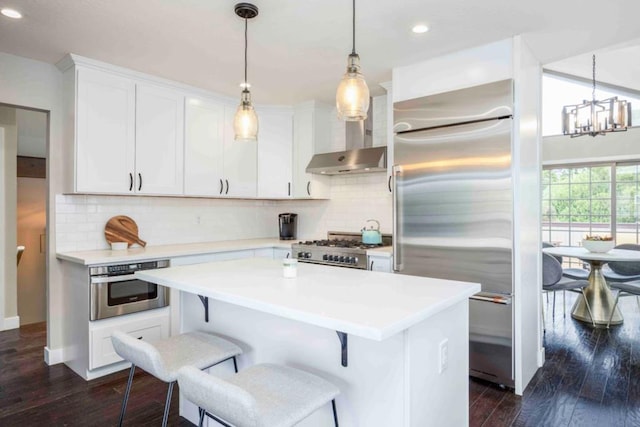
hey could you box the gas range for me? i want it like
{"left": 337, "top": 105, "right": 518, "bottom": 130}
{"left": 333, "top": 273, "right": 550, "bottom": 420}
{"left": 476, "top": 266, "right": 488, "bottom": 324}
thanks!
{"left": 292, "top": 232, "right": 392, "bottom": 270}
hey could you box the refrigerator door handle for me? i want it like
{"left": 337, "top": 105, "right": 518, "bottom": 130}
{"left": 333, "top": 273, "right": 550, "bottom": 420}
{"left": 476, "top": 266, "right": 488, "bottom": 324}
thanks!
{"left": 469, "top": 294, "right": 512, "bottom": 305}
{"left": 392, "top": 165, "right": 401, "bottom": 272}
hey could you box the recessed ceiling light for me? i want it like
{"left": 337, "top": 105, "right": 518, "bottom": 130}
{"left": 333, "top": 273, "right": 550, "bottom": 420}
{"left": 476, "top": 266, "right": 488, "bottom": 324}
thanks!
{"left": 412, "top": 24, "right": 429, "bottom": 34}
{"left": 1, "top": 8, "right": 23, "bottom": 19}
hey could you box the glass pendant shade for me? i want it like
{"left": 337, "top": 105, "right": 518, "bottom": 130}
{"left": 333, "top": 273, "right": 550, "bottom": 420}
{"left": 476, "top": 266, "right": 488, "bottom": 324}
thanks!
{"left": 336, "top": 54, "right": 370, "bottom": 121}
{"left": 234, "top": 89, "right": 258, "bottom": 142}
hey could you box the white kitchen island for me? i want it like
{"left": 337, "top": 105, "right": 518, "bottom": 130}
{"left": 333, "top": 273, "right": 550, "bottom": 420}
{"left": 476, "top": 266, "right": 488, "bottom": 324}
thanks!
{"left": 136, "top": 258, "right": 480, "bottom": 427}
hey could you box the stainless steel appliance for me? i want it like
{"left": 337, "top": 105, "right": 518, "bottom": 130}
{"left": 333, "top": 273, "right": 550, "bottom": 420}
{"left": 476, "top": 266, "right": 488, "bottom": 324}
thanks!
{"left": 90, "top": 259, "right": 170, "bottom": 320}
{"left": 293, "top": 232, "right": 392, "bottom": 270}
{"left": 279, "top": 213, "right": 298, "bottom": 240}
{"left": 393, "top": 79, "right": 515, "bottom": 388}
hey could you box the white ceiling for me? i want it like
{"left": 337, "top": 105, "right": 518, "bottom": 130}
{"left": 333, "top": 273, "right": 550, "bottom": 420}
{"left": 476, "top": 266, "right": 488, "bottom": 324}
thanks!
{"left": 1, "top": 0, "right": 640, "bottom": 105}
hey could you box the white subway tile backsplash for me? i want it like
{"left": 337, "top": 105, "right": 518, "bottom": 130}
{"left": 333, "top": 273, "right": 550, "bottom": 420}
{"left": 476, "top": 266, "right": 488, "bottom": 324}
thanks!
{"left": 56, "top": 171, "right": 392, "bottom": 251}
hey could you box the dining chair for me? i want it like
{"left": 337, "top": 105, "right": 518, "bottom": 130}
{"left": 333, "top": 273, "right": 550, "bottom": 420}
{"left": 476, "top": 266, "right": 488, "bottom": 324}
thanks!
{"left": 178, "top": 363, "right": 340, "bottom": 427}
{"left": 542, "top": 253, "right": 595, "bottom": 329}
{"left": 542, "top": 242, "right": 589, "bottom": 311}
{"left": 111, "top": 330, "right": 242, "bottom": 427}
{"left": 607, "top": 281, "right": 640, "bottom": 328}
{"left": 602, "top": 243, "right": 640, "bottom": 282}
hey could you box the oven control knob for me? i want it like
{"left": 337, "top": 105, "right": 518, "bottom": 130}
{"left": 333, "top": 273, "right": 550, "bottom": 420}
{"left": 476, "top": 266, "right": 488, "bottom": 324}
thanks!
{"left": 297, "top": 252, "right": 304, "bottom": 259}
{"left": 328, "top": 255, "right": 334, "bottom": 261}
{"left": 322, "top": 254, "right": 328, "bottom": 261}
{"left": 347, "top": 256, "right": 355, "bottom": 264}
{"left": 304, "top": 252, "right": 310, "bottom": 259}
{"left": 339, "top": 256, "right": 345, "bottom": 262}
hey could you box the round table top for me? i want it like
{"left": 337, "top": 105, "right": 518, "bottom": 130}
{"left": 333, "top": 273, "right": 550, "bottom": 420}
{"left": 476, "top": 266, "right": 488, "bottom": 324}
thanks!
{"left": 543, "top": 246, "right": 640, "bottom": 262}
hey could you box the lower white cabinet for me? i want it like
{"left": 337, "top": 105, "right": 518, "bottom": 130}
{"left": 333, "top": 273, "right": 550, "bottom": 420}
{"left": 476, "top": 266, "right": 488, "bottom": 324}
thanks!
{"left": 89, "top": 309, "right": 170, "bottom": 370}
{"left": 368, "top": 254, "right": 393, "bottom": 272}
{"left": 273, "top": 248, "right": 292, "bottom": 259}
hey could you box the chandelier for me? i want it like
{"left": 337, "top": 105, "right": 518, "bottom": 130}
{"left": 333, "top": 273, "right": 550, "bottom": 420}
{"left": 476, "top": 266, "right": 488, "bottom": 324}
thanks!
{"left": 562, "top": 55, "right": 632, "bottom": 137}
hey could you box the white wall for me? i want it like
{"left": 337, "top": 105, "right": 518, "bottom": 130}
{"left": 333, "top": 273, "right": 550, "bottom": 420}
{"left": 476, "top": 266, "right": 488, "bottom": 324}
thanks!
{"left": 0, "top": 52, "right": 63, "bottom": 366}
{"left": 543, "top": 126, "right": 640, "bottom": 164}
{"left": 0, "top": 106, "right": 19, "bottom": 329}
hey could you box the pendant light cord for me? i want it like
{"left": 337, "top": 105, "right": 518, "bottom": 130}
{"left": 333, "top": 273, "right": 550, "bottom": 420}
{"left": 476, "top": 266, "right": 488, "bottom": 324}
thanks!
{"left": 352, "top": 0, "right": 356, "bottom": 55}
{"left": 592, "top": 54, "right": 596, "bottom": 101}
{"left": 244, "top": 17, "right": 248, "bottom": 85}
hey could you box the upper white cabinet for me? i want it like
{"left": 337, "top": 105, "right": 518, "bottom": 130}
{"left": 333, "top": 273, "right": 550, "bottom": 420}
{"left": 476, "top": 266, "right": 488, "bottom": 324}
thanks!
{"left": 223, "top": 106, "right": 257, "bottom": 198}
{"left": 257, "top": 109, "right": 293, "bottom": 198}
{"left": 135, "top": 84, "right": 184, "bottom": 195}
{"left": 75, "top": 68, "right": 136, "bottom": 193}
{"left": 73, "top": 67, "right": 184, "bottom": 195}
{"left": 292, "top": 102, "right": 330, "bottom": 199}
{"left": 184, "top": 97, "right": 225, "bottom": 197}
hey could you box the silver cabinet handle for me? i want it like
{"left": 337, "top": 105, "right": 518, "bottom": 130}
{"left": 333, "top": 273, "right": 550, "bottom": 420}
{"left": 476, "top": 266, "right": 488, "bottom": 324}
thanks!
{"left": 225, "top": 179, "right": 229, "bottom": 195}
{"left": 306, "top": 181, "right": 311, "bottom": 196}
{"left": 469, "top": 294, "right": 512, "bottom": 305}
{"left": 138, "top": 173, "right": 142, "bottom": 191}
{"left": 392, "top": 166, "right": 401, "bottom": 272}
{"left": 219, "top": 179, "right": 224, "bottom": 195}
{"left": 288, "top": 182, "right": 291, "bottom": 196}
{"left": 388, "top": 175, "right": 392, "bottom": 193}
{"left": 129, "top": 173, "right": 133, "bottom": 191}
{"left": 370, "top": 260, "right": 374, "bottom": 270}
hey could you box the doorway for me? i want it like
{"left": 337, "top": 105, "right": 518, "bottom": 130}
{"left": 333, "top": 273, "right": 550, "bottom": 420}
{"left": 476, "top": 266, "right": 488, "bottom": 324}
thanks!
{"left": 1, "top": 105, "right": 48, "bottom": 328}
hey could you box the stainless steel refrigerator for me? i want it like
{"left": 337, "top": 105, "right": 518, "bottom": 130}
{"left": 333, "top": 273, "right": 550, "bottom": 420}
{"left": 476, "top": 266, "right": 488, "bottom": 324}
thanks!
{"left": 393, "top": 79, "right": 515, "bottom": 388}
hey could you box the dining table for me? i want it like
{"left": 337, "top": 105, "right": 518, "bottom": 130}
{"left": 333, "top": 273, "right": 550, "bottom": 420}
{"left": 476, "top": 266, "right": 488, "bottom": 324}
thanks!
{"left": 542, "top": 246, "right": 640, "bottom": 327}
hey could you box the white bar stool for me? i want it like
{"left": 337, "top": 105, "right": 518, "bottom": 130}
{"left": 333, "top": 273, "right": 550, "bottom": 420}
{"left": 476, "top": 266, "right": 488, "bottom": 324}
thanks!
{"left": 111, "top": 330, "right": 242, "bottom": 427}
{"left": 178, "top": 363, "right": 340, "bottom": 427}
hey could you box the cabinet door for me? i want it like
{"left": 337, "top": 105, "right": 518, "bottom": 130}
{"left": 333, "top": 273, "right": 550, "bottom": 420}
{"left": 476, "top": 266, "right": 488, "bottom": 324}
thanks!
{"left": 292, "top": 108, "right": 313, "bottom": 198}
{"left": 184, "top": 98, "right": 225, "bottom": 196}
{"left": 135, "top": 84, "right": 185, "bottom": 195}
{"left": 257, "top": 110, "right": 293, "bottom": 198}
{"left": 76, "top": 68, "right": 136, "bottom": 193}
{"left": 368, "top": 255, "right": 393, "bottom": 272}
{"left": 223, "top": 105, "right": 257, "bottom": 198}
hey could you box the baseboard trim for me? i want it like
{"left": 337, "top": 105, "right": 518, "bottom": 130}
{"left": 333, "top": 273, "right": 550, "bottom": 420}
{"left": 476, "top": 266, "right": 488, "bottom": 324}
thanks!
{"left": 2, "top": 316, "right": 20, "bottom": 331}
{"left": 44, "top": 346, "right": 65, "bottom": 365}
{"left": 537, "top": 347, "right": 546, "bottom": 367}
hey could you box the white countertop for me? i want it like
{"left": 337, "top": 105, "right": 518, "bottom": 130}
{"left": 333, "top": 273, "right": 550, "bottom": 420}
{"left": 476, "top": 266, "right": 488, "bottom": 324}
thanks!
{"left": 136, "top": 258, "right": 479, "bottom": 341}
{"left": 56, "top": 238, "right": 291, "bottom": 265}
{"left": 56, "top": 238, "right": 394, "bottom": 265}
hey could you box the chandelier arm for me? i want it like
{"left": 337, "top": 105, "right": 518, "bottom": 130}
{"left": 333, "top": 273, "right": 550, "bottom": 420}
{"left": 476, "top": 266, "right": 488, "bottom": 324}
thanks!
{"left": 592, "top": 54, "right": 596, "bottom": 101}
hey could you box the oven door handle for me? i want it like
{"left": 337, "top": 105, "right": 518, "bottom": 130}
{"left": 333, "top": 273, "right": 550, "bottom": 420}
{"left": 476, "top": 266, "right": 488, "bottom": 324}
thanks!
{"left": 90, "top": 274, "right": 139, "bottom": 284}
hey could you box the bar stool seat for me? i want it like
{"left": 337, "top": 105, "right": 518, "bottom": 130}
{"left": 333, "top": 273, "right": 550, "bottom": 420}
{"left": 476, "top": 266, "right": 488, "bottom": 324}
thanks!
{"left": 112, "top": 330, "right": 242, "bottom": 427}
{"left": 178, "top": 363, "right": 340, "bottom": 427}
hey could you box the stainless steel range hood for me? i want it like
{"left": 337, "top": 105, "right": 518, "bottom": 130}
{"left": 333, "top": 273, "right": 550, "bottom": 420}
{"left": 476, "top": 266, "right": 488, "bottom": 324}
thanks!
{"left": 306, "top": 99, "right": 387, "bottom": 175}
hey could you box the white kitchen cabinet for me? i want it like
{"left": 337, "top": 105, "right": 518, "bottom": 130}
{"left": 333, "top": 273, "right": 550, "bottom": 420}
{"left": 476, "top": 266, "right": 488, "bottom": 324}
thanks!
{"left": 257, "top": 109, "right": 293, "bottom": 198}
{"left": 379, "top": 82, "right": 394, "bottom": 194}
{"left": 222, "top": 106, "right": 258, "bottom": 198}
{"left": 368, "top": 254, "right": 393, "bottom": 272}
{"left": 75, "top": 67, "right": 136, "bottom": 194}
{"left": 89, "top": 310, "right": 170, "bottom": 370}
{"left": 135, "top": 84, "right": 185, "bottom": 195}
{"left": 273, "top": 248, "right": 292, "bottom": 259}
{"left": 184, "top": 97, "right": 225, "bottom": 197}
{"left": 292, "top": 102, "right": 330, "bottom": 199}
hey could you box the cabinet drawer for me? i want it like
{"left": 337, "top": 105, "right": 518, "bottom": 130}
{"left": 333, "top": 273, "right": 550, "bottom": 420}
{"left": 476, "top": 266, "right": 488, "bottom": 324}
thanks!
{"left": 89, "top": 313, "right": 170, "bottom": 370}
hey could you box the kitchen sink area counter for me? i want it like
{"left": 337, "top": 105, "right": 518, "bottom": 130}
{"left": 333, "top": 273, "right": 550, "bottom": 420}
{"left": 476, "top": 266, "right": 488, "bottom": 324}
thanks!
{"left": 137, "top": 257, "right": 479, "bottom": 426}
{"left": 56, "top": 238, "right": 293, "bottom": 265}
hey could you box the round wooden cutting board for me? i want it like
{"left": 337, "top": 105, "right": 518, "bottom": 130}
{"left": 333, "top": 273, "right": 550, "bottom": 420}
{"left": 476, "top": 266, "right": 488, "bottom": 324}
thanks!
{"left": 104, "top": 215, "right": 147, "bottom": 248}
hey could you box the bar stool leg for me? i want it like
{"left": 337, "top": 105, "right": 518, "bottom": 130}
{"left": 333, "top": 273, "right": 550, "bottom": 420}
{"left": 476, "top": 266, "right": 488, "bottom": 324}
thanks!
{"left": 162, "top": 381, "right": 175, "bottom": 427}
{"left": 198, "top": 407, "right": 205, "bottom": 427}
{"left": 119, "top": 364, "right": 136, "bottom": 427}
{"left": 232, "top": 356, "right": 238, "bottom": 373}
{"left": 332, "top": 399, "right": 339, "bottom": 427}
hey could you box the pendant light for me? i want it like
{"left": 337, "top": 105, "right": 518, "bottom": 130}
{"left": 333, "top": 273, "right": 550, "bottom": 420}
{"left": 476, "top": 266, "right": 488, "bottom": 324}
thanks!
{"left": 562, "top": 54, "right": 632, "bottom": 138}
{"left": 233, "top": 3, "right": 259, "bottom": 142}
{"left": 336, "top": 0, "right": 370, "bottom": 121}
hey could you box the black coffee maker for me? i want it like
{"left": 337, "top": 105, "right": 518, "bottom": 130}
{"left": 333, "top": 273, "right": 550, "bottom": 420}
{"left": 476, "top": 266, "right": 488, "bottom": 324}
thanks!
{"left": 278, "top": 213, "right": 298, "bottom": 240}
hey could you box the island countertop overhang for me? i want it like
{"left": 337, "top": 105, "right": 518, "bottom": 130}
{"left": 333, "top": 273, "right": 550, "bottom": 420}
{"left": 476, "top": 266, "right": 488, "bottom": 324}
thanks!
{"left": 135, "top": 258, "right": 480, "bottom": 341}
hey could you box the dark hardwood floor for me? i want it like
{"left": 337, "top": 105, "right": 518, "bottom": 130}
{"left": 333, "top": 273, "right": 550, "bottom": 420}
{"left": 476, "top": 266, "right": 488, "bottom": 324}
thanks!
{"left": 1, "top": 294, "right": 638, "bottom": 426}
{"left": 470, "top": 292, "right": 640, "bottom": 427}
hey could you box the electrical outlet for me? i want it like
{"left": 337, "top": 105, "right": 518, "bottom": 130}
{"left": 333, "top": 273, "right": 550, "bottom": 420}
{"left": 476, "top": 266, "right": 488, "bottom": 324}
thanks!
{"left": 439, "top": 338, "right": 449, "bottom": 374}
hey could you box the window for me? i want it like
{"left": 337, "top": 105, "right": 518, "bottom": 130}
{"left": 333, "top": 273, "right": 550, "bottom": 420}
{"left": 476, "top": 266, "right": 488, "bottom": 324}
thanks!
{"left": 543, "top": 162, "right": 640, "bottom": 248}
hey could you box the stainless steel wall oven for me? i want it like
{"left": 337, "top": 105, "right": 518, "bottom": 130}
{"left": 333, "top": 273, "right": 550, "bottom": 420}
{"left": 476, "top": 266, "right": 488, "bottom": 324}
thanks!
{"left": 90, "top": 260, "right": 170, "bottom": 320}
